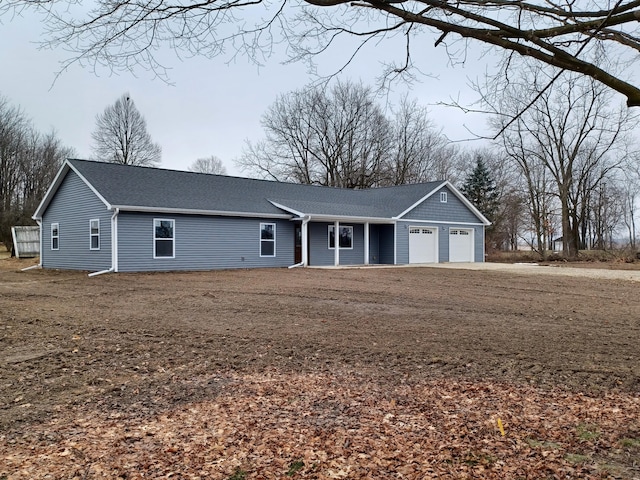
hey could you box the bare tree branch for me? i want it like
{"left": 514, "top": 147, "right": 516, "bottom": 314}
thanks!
{"left": 4, "top": 0, "right": 640, "bottom": 105}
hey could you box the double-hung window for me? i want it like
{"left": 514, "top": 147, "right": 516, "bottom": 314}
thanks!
{"left": 260, "top": 223, "right": 276, "bottom": 257}
{"left": 90, "top": 219, "right": 100, "bottom": 250}
{"left": 51, "top": 223, "right": 59, "bottom": 250}
{"left": 154, "top": 219, "right": 175, "bottom": 258}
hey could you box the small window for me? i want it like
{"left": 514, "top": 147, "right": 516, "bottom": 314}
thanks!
{"left": 90, "top": 219, "right": 100, "bottom": 250}
{"left": 328, "top": 225, "right": 353, "bottom": 249}
{"left": 154, "top": 219, "right": 175, "bottom": 258}
{"left": 260, "top": 223, "right": 276, "bottom": 257}
{"left": 440, "top": 192, "right": 448, "bottom": 203}
{"left": 51, "top": 223, "right": 59, "bottom": 250}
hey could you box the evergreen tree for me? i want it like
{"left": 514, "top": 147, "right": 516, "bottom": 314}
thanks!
{"left": 461, "top": 156, "right": 499, "bottom": 222}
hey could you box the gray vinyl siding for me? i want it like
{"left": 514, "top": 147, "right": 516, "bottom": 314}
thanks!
{"left": 41, "top": 171, "right": 112, "bottom": 271}
{"left": 308, "top": 222, "right": 365, "bottom": 266}
{"left": 404, "top": 186, "right": 480, "bottom": 224}
{"left": 116, "top": 212, "right": 294, "bottom": 272}
{"left": 368, "top": 225, "right": 380, "bottom": 264}
{"left": 376, "top": 224, "right": 395, "bottom": 265}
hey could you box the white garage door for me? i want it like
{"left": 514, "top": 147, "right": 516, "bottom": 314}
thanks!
{"left": 449, "top": 228, "right": 474, "bottom": 262}
{"left": 409, "top": 227, "right": 438, "bottom": 263}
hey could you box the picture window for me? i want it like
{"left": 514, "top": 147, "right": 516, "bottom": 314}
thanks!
{"left": 328, "top": 225, "right": 353, "bottom": 249}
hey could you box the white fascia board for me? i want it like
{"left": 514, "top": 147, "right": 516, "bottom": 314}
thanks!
{"left": 307, "top": 214, "right": 394, "bottom": 224}
{"left": 394, "top": 181, "right": 491, "bottom": 226}
{"left": 269, "top": 201, "right": 305, "bottom": 218}
{"left": 395, "top": 219, "right": 485, "bottom": 226}
{"left": 33, "top": 162, "right": 70, "bottom": 220}
{"left": 33, "top": 160, "right": 112, "bottom": 220}
{"left": 113, "top": 205, "right": 293, "bottom": 219}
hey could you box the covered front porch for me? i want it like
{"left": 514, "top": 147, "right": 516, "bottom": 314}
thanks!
{"left": 293, "top": 219, "right": 395, "bottom": 267}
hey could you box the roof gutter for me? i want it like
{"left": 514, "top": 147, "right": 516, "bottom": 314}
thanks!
{"left": 88, "top": 207, "right": 119, "bottom": 277}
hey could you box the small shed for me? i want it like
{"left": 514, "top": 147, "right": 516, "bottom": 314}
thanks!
{"left": 11, "top": 226, "right": 40, "bottom": 258}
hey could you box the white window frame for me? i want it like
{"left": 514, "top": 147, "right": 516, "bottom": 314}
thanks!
{"left": 260, "top": 222, "right": 276, "bottom": 257}
{"left": 328, "top": 225, "right": 354, "bottom": 250}
{"left": 440, "top": 191, "right": 448, "bottom": 203}
{"left": 153, "top": 219, "right": 175, "bottom": 259}
{"left": 51, "top": 223, "right": 59, "bottom": 251}
{"left": 90, "top": 219, "right": 100, "bottom": 250}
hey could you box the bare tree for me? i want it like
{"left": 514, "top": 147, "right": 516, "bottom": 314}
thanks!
{"left": 239, "top": 81, "right": 392, "bottom": 188}
{"left": 189, "top": 156, "right": 227, "bottom": 175}
{"left": 91, "top": 93, "right": 161, "bottom": 167}
{"left": 4, "top": 1, "right": 640, "bottom": 107}
{"left": 384, "top": 97, "right": 457, "bottom": 185}
{"left": 484, "top": 66, "right": 637, "bottom": 258}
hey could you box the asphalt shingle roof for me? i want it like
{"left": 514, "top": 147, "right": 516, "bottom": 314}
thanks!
{"left": 68, "top": 159, "right": 445, "bottom": 219}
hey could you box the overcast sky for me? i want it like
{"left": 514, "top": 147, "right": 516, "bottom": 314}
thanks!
{"left": 1, "top": 7, "right": 497, "bottom": 176}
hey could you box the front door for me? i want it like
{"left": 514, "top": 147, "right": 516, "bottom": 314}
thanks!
{"left": 294, "top": 223, "right": 302, "bottom": 264}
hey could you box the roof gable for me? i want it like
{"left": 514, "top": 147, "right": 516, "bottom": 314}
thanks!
{"left": 33, "top": 160, "right": 111, "bottom": 220}
{"left": 396, "top": 181, "right": 491, "bottom": 225}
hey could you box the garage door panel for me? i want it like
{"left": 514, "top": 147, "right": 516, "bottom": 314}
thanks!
{"left": 409, "top": 227, "right": 438, "bottom": 263}
{"left": 449, "top": 228, "right": 474, "bottom": 262}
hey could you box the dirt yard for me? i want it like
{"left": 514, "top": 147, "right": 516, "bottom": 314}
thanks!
{"left": 1, "top": 259, "right": 639, "bottom": 479}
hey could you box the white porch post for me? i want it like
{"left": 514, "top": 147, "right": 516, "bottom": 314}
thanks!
{"left": 364, "top": 222, "right": 370, "bottom": 265}
{"left": 334, "top": 220, "right": 340, "bottom": 266}
{"left": 302, "top": 219, "right": 309, "bottom": 266}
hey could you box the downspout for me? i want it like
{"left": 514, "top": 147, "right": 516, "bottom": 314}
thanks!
{"left": 288, "top": 215, "right": 310, "bottom": 268}
{"left": 22, "top": 219, "right": 43, "bottom": 271}
{"left": 88, "top": 207, "right": 119, "bottom": 277}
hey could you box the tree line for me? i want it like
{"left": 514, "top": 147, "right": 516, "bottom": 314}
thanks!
{"left": 0, "top": 95, "right": 74, "bottom": 252}
{"left": 239, "top": 77, "right": 640, "bottom": 258}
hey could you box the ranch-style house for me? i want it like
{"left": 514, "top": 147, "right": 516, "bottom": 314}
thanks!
{"left": 33, "top": 159, "right": 491, "bottom": 273}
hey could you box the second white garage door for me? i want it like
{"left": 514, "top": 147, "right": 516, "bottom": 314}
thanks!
{"left": 449, "top": 228, "right": 474, "bottom": 262}
{"left": 409, "top": 227, "right": 438, "bottom": 263}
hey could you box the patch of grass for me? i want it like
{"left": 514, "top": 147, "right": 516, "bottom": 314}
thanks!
{"left": 596, "top": 463, "right": 623, "bottom": 476}
{"left": 565, "top": 453, "right": 590, "bottom": 464}
{"left": 227, "top": 468, "right": 247, "bottom": 480}
{"left": 461, "top": 451, "right": 495, "bottom": 466}
{"left": 526, "top": 438, "right": 561, "bottom": 450}
{"left": 619, "top": 437, "right": 640, "bottom": 448}
{"left": 286, "top": 459, "right": 305, "bottom": 476}
{"left": 576, "top": 423, "right": 600, "bottom": 442}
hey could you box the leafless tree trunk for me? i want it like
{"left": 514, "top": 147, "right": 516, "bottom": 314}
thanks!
{"left": 91, "top": 93, "right": 161, "bottom": 167}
